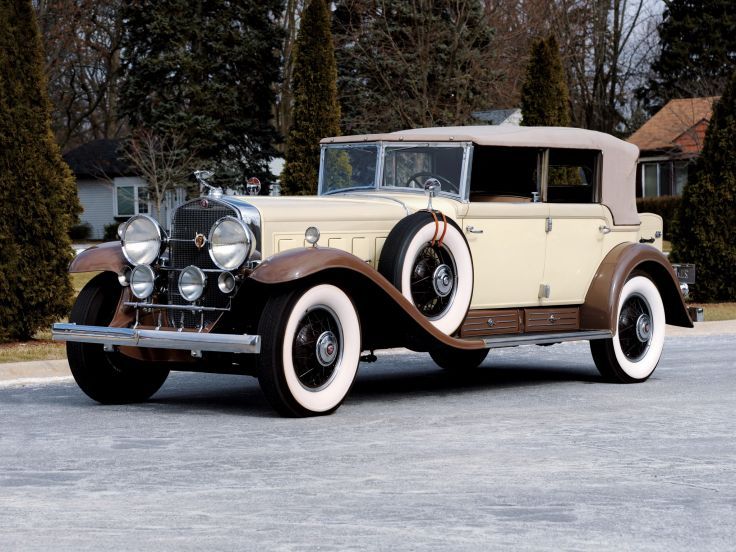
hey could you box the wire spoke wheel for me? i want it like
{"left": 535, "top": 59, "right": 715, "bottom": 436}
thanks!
{"left": 410, "top": 243, "right": 457, "bottom": 319}
{"left": 617, "top": 293, "right": 652, "bottom": 362}
{"left": 292, "top": 307, "right": 343, "bottom": 391}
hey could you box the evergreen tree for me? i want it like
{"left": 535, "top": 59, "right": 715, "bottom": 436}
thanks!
{"left": 520, "top": 36, "right": 571, "bottom": 127}
{"left": 333, "top": 0, "right": 497, "bottom": 134}
{"left": 281, "top": 0, "right": 340, "bottom": 195}
{"left": 118, "top": 0, "right": 283, "bottom": 185}
{"left": 670, "top": 69, "right": 736, "bottom": 301}
{"left": 643, "top": 0, "right": 736, "bottom": 110}
{"left": 0, "top": 0, "right": 80, "bottom": 340}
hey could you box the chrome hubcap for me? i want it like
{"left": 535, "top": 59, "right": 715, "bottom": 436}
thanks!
{"left": 315, "top": 331, "right": 338, "bottom": 367}
{"left": 432, "top": 264, "right": 454, "bottom": 297}
{"left": 635, "top": 314, "right": 652, "bottom": 343}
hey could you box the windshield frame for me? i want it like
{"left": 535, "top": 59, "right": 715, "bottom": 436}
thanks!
{"left": 318, "top": 141, "right": 473, "bottom": 201}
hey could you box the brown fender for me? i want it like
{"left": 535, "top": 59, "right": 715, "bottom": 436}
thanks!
{"left": 581, "top": 243, "right": 693, "bottom": 332}
{"left": 69, "top": 241, "right": 126, "bottom": 273}
{"left": 250, "top": 247, "right": 485, "bottom": 351}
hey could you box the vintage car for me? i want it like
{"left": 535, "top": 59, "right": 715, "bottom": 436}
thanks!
{"left": 53, "top": 126, "right": 694, "bottom": 416}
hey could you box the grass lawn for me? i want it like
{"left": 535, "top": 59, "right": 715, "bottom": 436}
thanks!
{"left": 689, "top": 302, "right": 736, "bottom": 322}
{"left": 0, "top": 272, "right": 97, "bottom": 364}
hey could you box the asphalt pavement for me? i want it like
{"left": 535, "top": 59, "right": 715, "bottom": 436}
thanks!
{"left": 0, "top": 332, "right": 734, "bottom": 550}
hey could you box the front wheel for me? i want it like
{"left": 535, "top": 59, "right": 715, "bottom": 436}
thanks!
{"left": 257, "top": 284, "right": 361, "bottom": 417}
{"left": 590, "top": 275, "right": 666, "bottom": 383}
{"left": 67, "top": 272, "right": 170, "bottom": 404}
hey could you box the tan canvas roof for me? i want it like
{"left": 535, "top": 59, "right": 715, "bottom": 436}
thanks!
{"left": 627, "top": 97, "right": 718, "bottom": 152}
{"left": 322, "top": 126, "right": 641, "bottom": 226}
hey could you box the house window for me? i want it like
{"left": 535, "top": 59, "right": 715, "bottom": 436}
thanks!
{"left": 642, "top": 161, "right": 674, "bottom": 197}
{"left": 674, "top": 161, "right": 689, "bottom": 195}
{"left": 114, "top": 179, "right": 151, "bottom": 217}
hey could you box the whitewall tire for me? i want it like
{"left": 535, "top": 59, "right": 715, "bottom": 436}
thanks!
{"left": 379, "top": 212, "right": 473, "bottom": 335}
{"left": 590, "top": 275, "right": 666, "bottom": 382}
{"left": 257, "top": 284, "right": 361, "bottom": 416}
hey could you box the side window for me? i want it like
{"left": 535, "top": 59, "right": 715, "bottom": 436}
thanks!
{"left": 546, "top": 149, "right": 599, "bottom": 203}
{"left": 469, "top": 146, "right": 539, "bottom": 200}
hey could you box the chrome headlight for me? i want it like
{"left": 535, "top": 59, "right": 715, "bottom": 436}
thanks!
{"left": 178, "top": 265, "right": 206, "bottom": 302}
{"left": 130, "top": 264, "right": 155, "bottom": 299}
{"left": 208, "top": 216, "right": 255, "bottom": 270}
{"left": 120, "top": 215, "right": 164, "bottom": 266}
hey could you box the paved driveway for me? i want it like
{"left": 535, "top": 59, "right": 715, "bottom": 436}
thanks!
{"left": 1, "top": 335, "right": 734, "bottom": 550}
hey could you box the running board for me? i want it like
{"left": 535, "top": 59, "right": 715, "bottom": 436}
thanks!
{"left": 479, "top": 330, "right": 612, "bottom": 349}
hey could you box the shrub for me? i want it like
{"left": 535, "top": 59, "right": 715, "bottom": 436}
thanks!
{"left": 670, "top": 69, "right": 736, "bottom": 301}
{"left": 636, "top": 196, "right": 682, "bottom": 240}
{"left": 69, "top": 222, "right": 92, "bottom": 240}
{"left": 103, "top": 223, "right": 120, "bottom": 241}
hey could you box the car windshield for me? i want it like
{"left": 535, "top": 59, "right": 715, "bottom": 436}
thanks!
{"left": 381, "top": 145, "right": 464, "bottom": 195}
{"left": 320, "top": 142, "right": 466, "bottom": 196}
{"left": 320, "top": 144, "right": 379, "bottom": 194}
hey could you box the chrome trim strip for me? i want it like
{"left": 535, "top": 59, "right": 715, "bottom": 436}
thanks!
{"left": 480, "top": 330, "right": 612, "bottom": 349}
{"left": 52, "top": 323, "right": 261, "bottom": 354}
{"left": 123, "top": 301, "right": 229, "bottom": 312}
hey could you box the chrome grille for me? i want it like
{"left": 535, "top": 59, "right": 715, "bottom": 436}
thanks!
{"left": 167, "top": 198, "right": 238, "bottom": 327}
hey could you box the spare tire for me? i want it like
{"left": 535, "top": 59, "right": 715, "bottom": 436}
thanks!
{"left": 378, "top": 211, "right": 473, "bottom": 334}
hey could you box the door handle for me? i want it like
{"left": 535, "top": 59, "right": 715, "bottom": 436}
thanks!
{"left": 466, "top": 225, "right": 484, "bottom": 234}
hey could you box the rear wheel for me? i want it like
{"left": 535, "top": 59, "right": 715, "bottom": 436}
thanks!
{"left": 67, "top": 273, "right": 170, "bottom": 404}
{"left": 257, "top": 284, "right": 361, "bottom": 417}
{"left": 590, "top": 275, "right": 665, "bottom": 383}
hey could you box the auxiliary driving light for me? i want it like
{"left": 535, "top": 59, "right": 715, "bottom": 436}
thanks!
{"left": 305, "top": 226, "right": 320, "bottom": 246}
{"left": 218, "top": 271, "right": 236, "bottom": 294}
{"left": 178, "top": 265, "right": 207, "bottom": 302}
{"left": 130, "top": 264, "right": 155, "bottom": 299}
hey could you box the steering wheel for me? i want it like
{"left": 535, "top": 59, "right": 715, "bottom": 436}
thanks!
{"left": 405, "top": 172, "right": 456, "bottom": 193}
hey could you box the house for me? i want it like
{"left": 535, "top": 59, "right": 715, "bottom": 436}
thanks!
{"left": 472, "top": 108, "right": 522, "bottom": 126}
{"left": 627, "top": 97, "right": 718, "bottom": 198}
{"left": 63, "top": 139, "right": 186, "bottom": 239}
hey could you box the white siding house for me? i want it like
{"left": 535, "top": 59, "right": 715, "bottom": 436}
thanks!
{"left": 64, "top": 140, "right": 187, "bottom": 239}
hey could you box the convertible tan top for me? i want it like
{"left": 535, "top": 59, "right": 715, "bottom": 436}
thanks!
{"left": 322, "top": 126, "right": 641, "bottom": 226}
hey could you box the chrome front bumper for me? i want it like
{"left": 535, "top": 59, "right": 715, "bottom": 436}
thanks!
{"left": 51, "top": 323, "right": 261, "bottom": 354}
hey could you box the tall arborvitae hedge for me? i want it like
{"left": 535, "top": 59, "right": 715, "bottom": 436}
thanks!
{"left": 0, "top": 0, "right": 80, "bottom": 340}
{"left": 670, "top": 70, "right": 736, "bottom": 301}
{"left": 281, "top": 0, "right": 340, "bottom": 195}
{"left": 520, "top": 36, "right": 571, "bottom": 126}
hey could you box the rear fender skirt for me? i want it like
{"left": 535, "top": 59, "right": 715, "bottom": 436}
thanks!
{"left": 69, "top": 241, "right": 126, "bottom": 274}
{"left": 250, "top": 247, "right": 486, "bottom": 352}
{"left": 581, "top": 243, "right": 693, "bottom": 331}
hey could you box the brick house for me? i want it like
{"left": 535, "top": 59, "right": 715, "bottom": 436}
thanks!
{"left": 627, "top": 97, "right": 718, "bottom": 197}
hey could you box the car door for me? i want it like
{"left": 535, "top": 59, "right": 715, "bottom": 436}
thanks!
{"left": 462, "top": 202, "right": 549, "bottom": 308}
{"left": 540, "top": 148, "right": 607, "bottom": 305}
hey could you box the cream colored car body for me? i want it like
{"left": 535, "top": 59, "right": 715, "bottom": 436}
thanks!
{"left": 240, "top": 125, "right": 659, "bottom": 311}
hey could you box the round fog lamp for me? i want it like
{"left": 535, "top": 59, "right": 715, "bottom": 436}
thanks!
{"left": 208, "top": 216, "right": 255, "bottom": 270}
{"left": 305, "top": 226, "right": 320, "bottom": 245}
{"left": 121, "top": 215, "right": 164, "bottom": 266}
{"left": 218, "top": 271, "right": 236, "bottom": 294}
{"left": 130, "top": 265, "right": 155, "bottom": 299}
{"left": 178, "top": 265, "right": 206, "bottom": 302}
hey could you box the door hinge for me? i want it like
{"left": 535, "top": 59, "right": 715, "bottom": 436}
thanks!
{"left": 545, "top": 217, "right": 553, "bottom": 233}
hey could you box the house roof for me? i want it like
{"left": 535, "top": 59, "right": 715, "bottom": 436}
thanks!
{"left": 627, "top": 97, "right": 718, "bottom": 153}
{"left": 63, "top": 139, "right": 131, "bottom": 178}
{"left": 471, "top": 108, "right": 522, "bottom": 125}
